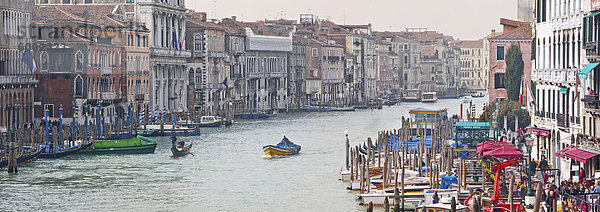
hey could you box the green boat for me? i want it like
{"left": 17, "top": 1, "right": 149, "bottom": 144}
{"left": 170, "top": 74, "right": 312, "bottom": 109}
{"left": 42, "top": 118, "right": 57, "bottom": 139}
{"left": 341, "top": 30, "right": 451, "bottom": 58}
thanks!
{"left": 80, "top": 136, "right": 157, "bottom": 154}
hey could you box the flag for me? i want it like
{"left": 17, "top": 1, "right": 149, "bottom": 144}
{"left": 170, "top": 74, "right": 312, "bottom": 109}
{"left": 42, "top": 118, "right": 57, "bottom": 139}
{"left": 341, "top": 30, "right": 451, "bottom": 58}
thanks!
{"left": 574, "top": 76, "right": 581, "bottom": 102}
{"left": 21, "top": 50, "right": 37, "bottom": 75}
{"left": 518, "top": 78, "right": 523, "bottom": 106}
{"left": 527, "top": 85, "right": 535, "bottom": 106}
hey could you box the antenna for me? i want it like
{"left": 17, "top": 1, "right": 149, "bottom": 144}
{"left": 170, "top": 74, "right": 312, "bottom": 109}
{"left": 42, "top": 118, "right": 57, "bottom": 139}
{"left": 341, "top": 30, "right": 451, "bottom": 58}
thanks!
{"left": 343, "top": 8, "right": 346, "bottom": 25}
{"left": 213, "top": 0, "right": 217, "bottom": 19}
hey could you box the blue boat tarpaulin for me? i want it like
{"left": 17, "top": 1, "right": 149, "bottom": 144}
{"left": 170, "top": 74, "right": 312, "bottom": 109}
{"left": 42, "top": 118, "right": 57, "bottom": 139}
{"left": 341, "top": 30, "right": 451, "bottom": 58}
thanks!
{"left": 458, "top": 149, "right": 470, "bottom": 159}
{"left": 441, "top": 176, "right": 458, "bottom": 189}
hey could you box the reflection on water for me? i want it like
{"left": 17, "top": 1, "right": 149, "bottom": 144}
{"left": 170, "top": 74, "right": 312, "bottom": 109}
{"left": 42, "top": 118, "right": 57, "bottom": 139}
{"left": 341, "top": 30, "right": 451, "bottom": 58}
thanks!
{"left": 0, "top": 98, "right": 487, "bottom": 211}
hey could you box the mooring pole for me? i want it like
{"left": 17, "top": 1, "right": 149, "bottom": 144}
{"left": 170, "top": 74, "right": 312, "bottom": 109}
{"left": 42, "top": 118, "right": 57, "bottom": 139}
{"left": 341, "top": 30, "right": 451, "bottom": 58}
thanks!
{"left": 59, "top": 105, "right": 63, "bottom": 149}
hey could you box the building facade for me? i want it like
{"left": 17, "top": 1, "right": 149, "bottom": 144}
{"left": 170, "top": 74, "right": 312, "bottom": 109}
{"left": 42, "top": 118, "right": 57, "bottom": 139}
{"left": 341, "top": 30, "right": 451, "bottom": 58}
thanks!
{"left": 488, "top": 19, "right": 532, "bottom": 104}
{"left": 0, "top": 0, "right": 35, "bottom": 132}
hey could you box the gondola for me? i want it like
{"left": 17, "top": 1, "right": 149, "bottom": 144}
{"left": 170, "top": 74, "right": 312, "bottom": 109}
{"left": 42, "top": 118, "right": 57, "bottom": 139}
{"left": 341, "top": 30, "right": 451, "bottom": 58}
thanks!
{"left": 171, "top": 137, "right": 193, "bottom": 157}
{"left": 0, "top": 148, "right": 43, "bottom": 168}
{"left": 38, "top": 142, "right": 93, "bottom": 159}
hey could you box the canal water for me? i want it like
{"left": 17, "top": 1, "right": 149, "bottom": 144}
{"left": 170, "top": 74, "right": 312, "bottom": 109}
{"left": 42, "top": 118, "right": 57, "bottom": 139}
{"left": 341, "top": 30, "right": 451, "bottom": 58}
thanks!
{"left": 0, "top": 97, "right": 487, "bottom": 211}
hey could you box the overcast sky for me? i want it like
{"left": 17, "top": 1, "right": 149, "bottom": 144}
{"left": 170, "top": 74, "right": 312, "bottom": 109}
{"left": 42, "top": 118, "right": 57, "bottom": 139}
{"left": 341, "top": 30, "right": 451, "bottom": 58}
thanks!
{"left": 187, "top": 0, "right": 518, "bottom": 40}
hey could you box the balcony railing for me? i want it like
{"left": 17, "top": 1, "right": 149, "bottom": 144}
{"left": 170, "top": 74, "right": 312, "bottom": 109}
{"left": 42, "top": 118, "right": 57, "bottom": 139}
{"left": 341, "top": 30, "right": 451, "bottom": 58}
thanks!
{"left": 583, "top": 95, "right": 600, "bottom": 113}
{"left": 135, "top": 94, "right": 145, "bottom": 101}
{"left": 0, "top": 76, "right": 37, "bottom": 85}
{"left": 557, "top": 113, "right": 569, "bottom": 128}
{"left": 100, "top": 68, "right": 112, "bottom": 75}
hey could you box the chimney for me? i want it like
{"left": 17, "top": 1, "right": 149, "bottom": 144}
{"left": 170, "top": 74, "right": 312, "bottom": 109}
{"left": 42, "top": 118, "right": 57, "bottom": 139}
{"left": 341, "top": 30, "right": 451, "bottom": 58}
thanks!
{"left": 232, "top": 16, "right": 237, "bottom": 21}
{"left": 491, "top": 29, "right": 496, "bottom": 37}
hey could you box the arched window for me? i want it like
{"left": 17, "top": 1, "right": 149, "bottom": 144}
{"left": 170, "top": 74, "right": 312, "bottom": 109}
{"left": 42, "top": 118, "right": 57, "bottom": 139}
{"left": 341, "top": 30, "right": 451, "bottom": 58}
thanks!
{"left": 40, "top": 51, "right": 48, "bottom": 71}
{"left": 194, "top": 34, "right": 202, "bottom": 52}
{"left": 75, "top": 51, "right": 83, "bottom": 72}
{"left": 74, "top": 75, "right": 83, "bottom": 97}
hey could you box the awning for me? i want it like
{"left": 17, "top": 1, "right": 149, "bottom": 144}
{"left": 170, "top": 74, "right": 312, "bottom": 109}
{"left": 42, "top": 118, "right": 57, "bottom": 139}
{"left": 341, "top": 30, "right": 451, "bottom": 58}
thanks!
{"left": 563, "top": 146, "right": 598, "bottom": 163}
{"left": 586, "top": 12, "right": 600, "bottom": 18}
{"left": 527, "top": 127, "right": 550, "bottom": 137}
{"left": 560, "top": 88, "right": 568, "bottom": 94}
{"left": 579, "top": 63, "right": 600, "bottom": 79}
{"left": 477, "top": 140, "right": 523, "bottom": 160}
{"left": 556, "top": 145, "right": 577, "bottom": 157}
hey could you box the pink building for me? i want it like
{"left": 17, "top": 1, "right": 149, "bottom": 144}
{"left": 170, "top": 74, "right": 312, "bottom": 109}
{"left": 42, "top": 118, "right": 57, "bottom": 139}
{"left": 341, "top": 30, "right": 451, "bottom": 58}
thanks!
{"left": 488, "top": 18, "right": 532, "bottom": 105}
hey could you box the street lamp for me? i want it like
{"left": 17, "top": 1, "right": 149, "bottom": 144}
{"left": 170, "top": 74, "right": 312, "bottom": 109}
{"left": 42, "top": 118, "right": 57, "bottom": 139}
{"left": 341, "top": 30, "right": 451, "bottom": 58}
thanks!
{"left": 345, "top": 128, "right": 350, "bottom": 170}
{"left": 495, "top": 108, "right": 500, "bottom": 140}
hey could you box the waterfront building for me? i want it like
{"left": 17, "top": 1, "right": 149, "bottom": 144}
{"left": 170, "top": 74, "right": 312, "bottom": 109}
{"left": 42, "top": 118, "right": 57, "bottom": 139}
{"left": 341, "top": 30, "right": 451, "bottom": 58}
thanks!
{"left": 577, "top": 0, "right": 600, "bottom": 179}
{"left": 222, "top": 17, "right": 247, "bottom": 116}
{"left": 220, "top": 19, "right": 292, "bottom": 113}
{"left": 0, "top": 0, "right": 36, "bottom": 132}
{"left": 32, "top": 5, "right": 145, "bottom": 124}
{"left": 35, "top": 0, "right": 190, "bottom": 115}
{"left": 186, "top": 12, "right": 228, "bottom": 117}
{"left": 453, "top": 39, "right": 488, "bottom": 91}
{"left": 289, "top": 37, "right": 306, "bottom": 109}
{"left": 532, "top": 0, "right": 585, "bottom": 181}
{"left": 375, "top": 40, "right": 400, "bottom": 97}
{"left": 488, "top": 18, "right": 532, "bottom": 105}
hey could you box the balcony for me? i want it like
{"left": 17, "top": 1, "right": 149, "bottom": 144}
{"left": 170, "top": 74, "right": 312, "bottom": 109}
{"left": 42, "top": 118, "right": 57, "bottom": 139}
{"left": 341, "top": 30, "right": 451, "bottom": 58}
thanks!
{"left": 557, "top": 113, "right": 569, "bottom": 128}
{"left": 0, "top": 75, "right": 37, "bottom": 85}
{"left": 583, "top": 95, "right": 600, "bottom": 113}
{"left": 325, "top": 56, "right": 340, "bottom": 61}
{"left": 150, "top": 47, "right": 191, "bottom": 58}
{"left": 101, "top": 68, "right": 112, "bottom": 75}
{"left": 100, "top": 92, "right": 116, "bottom": 100}
{"left": 135, "top": 94, "right": 145, "bottom": 101}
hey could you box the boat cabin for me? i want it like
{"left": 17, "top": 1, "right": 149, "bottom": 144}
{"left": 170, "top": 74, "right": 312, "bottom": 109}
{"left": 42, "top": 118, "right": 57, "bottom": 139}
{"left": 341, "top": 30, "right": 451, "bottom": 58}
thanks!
{"left": 409, "top": 108, "right": 448, "bottom": 135}
{"left": 200, "top": 116, "right": 218, "bottom": 123}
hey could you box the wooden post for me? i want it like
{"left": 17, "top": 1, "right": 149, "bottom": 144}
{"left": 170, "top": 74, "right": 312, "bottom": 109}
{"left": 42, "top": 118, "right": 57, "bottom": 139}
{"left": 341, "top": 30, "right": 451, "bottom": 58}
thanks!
{"left": 533, "top": 182, "right": 543, "bottom": 212}
{"left": 367, "top": 202, "right": 373, "bottom": 212}
{"left": 394, "top": 187, "right": 401, "bottom": 212}
{"left": 350, "top": 148, "right": 354, "bottom": 181}
{"left": 8, "top": 137, "right": 17, "bottom": 173}
{"left": 451, "top": 197, "right": 457, "bottom": 212}
{"left": 472, "top": 195, "right": 481, "bottom": 212}
{"left": 384, "top": 196, "right": 390, "bottom": 212}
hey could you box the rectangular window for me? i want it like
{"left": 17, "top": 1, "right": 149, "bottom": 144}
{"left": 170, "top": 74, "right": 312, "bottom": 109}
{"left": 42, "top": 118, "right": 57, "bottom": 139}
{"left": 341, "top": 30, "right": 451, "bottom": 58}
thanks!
{"left": 494, "top": 73, "right": 505, "bottom": 89}
{"left": 496, "top": 46, "right": 505, "bottom": 61}
{"left": 312, "top": 48, "right": 318, "bottom": 57}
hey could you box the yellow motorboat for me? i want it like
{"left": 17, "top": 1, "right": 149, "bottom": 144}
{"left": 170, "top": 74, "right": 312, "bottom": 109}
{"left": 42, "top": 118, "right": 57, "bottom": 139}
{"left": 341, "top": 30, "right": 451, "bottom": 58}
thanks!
{"left": 263, "top": 136, "right": 301, "bottom": 156}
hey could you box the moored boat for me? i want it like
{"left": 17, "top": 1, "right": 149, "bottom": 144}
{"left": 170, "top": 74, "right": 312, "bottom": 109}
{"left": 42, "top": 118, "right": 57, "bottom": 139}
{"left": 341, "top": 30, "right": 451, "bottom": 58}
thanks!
{"left": 38, "top": 141, "right": 92, "bottom": 158}
{"left": 0, "top": 148, "right": 43, "bottom": 168}
{"left": 421, "top": 92, "right": 438, "bottom": 103}
{"left": 263, "top": 137, "right": 301, "bottom": 156}
{"left": 199, "top": 116, "right": 222, "bottom": 127}
{"left": 241, "top": 110, "right": 278, "bottom": 119}
{"left": 136, "top": 125, "right": 200, "bottom": 137}
{"left": 80, "top": 135, "right": 157, "bottom": 154}
{"left": 416, "top": 198, "right": 469, "bottom": 212}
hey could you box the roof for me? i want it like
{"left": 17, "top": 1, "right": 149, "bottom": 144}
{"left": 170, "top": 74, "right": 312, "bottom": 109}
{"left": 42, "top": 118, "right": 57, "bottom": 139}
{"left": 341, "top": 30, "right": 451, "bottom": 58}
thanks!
{"left": 455, "top": 122, "right": 490, "bottom": 129}
{"left": 452, "top": 40, "right": 484, "bottom": 48}
{"left": 409, "top": 108, "right": 446, "bottom": 114}
{"left": 420, "top": 46, "right": 437, "bottom": 58}
{"left": 490, "top": 18, "right": 532, "bottom": 40}
{"left": 33, "top": 5, "right": 134, "bottom": 29}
